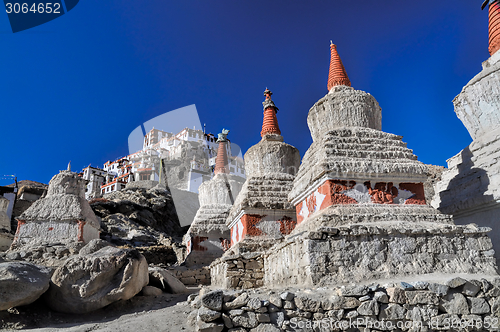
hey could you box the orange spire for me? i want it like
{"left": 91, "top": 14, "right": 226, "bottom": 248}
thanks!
{"left": 489, "top": 1, "right": 500, "bottom": 55}
{"left": 260, "top": 88, "right": 281, "bottom": 137}
{"left": 327, "top": 42, "right": 351, "bottom": 91}
{"left": 214, "top": 129, "right": 229, "bottom": 175}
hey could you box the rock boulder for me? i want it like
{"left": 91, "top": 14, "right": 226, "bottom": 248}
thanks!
{"left": 45, "top": 246, "right": 148, "bottom": 313}
{"left": 0, "top": 262, "right": 52, "bottom": 311}
{"left": 148, "top": 266, "right": 187, "bottom": 294}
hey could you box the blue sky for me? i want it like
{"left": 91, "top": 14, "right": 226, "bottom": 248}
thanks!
{"left": 0, "top": 0, "right": 491, "bottom": 186}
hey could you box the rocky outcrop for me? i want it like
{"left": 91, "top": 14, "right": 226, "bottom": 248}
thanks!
{"left": 92, "top": 186, "right": 185, "bottom": 247}
{"left": 44, "top": 246, "right": 149, "bottom": 314}
{"left": 189, "top": 277, "right": 500, "bottom": 331}
{"left": 1, "top": 240, "right": 84, "bottom": 267}
{"left": 0, "top": 261, "right": 52, "bottom": 311}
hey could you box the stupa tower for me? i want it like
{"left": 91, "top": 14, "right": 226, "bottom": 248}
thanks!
{"left": 433, "top": 3, "right": 500, "bottom": 262}
{"left": 262, "top": 43, "right": 499, "bottom": 287}
{"left": 260, "top": 88, "right": 281, "bottom": 137}
{"left": 225, "top": 89, "right": 300, "bottom": 250}
{"left": 182, "top": 129, "right": 244, "bottom": 266}
{"left": 214, "top": 129, "right": 230, "bottom": 175}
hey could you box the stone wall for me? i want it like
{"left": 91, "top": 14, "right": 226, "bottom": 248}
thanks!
{"left": 168, "top": 265, "right": 211, "bottom": 286}
{"left": 264, "top": 223, "right": 498, "bottom": 288}
{"left": 189, "top": 277, "right": 500, "bottom": 331}
{"left": 211, "top": 253, "right": 264, "bottom": 289}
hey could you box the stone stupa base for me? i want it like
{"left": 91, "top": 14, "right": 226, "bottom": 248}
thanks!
{"left": 263, "top": 204, "right": 499, "bottom": 287}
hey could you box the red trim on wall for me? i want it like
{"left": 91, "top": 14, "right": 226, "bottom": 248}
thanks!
{"left": 240, "top": 214, "right": 264, "bottom": 239}
{"left": 77, "top": 220, "right": 86, "bottom": 242}
{"left": 192, "top": 236, "right": 208, "bottom": 251}
{"left": 279, "top": 216, "right": 296, "bottom": 235}
{"left": 12, "top": 219, "right": 26, "bottom": 243}
{"left": 489, "top": 1, "right": 500, "bottom": 55}
{"left": 399, "top": 182, "right": 426, "bottom": 205}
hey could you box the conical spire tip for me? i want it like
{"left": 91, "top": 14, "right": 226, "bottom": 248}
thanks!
{"left": 327, "top": 43, "right": 351, "bottom": 90}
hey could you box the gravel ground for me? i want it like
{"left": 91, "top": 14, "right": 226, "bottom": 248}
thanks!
{"left": 0, "top": 290, "right": 198, "bottom": 332}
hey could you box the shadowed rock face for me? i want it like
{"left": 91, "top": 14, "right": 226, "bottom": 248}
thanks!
{"left": 45, "top": 246, "right": 149, "bottom": 314}
{"left": 0, "top": 261, "right": 52, "bottom": 311}
{"left": 92, "top": 186, "right": 185, "bottom": 246}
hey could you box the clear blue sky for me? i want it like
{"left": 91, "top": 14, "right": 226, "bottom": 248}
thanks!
{"left": 0, "top": 0, "right": 491, "bottom": 186}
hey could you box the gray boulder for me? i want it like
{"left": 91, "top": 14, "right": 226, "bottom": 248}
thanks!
{"left": 141, "top": 285, "right": 163, "bottom": 296}
{"left": 45, "top": 246, "right": 148, "bottom": 313}
{"left": 0, "top": 262, "right": 52, "bottom": 311}
{"left": 148, "top": 266, "right": 187, "bottom": 294}
{"left": 79, "top": 239, "right": 113, "bottom": 256}
{"left": 202, "top": 290, "right": 223, "bottom": 311}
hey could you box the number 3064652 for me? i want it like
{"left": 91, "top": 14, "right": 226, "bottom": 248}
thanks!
{"left": 5, "top": 3, "right": 61, "bottom": 14}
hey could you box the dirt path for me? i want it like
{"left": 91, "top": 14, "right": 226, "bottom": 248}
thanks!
{"left": 1, "top": 291, "right": 197, "bottom": 332}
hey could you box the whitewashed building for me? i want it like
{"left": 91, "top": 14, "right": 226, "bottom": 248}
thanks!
{"left": 82, "top": 126, "right": 246, "bottom": 198}
{"left": 81, "top": 166, "right": 107, "bottom": 199}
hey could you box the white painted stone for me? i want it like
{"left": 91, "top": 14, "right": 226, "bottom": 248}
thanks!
{"left": 310, "top": 86, "right": 382, "bottom": 142}
{"left": 12, "top": 171, "right": 100, "bottom": 248}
